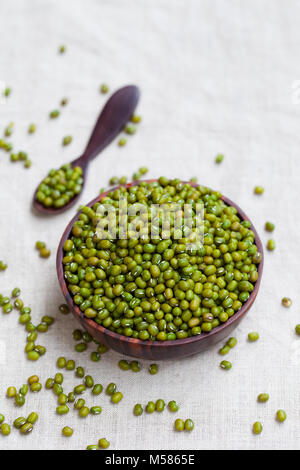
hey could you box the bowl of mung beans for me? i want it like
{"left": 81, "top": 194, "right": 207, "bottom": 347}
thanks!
{"left": 57, "top": 178, "right": 263, "bottom": 360}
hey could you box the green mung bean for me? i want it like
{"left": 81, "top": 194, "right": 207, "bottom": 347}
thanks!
{"left": 50, "top": 110, "right": 60, "bottom": 118}
{"left": 125, "top": 125, "right": 136, "bottom": 135}
{"left": 11, "top": 287, "right": 21, "bottom": 297}
{"left": 26, "top": 332, "right": 36, "bottom": 343}
{"left": 0, "top": 261, "right": 7, "bottom": 271}
{"left": 276, "top": 410, "right": 287, "bottom": 422}
{"left": 25, "top": 342, "right": 35, "bottom": 353}
{"left": 111, "top": 392, "right": 123, "bottom": 404}
{"left": 7, "top": 386, "right": 17, "bottom": 398}
{"left": 131, "top": 115, "right": 141, "bottom": 123}
{"left": 92, "top": 384, "right": 103, "bottom": 395}
{"left": 184, "top": 419, "right": 194, "bottom": 431}
{"left": 58, "top": 394, "right": 68, "bottom": 406}
{"left": 57, "top": 357, "right": 67, "bottom": 368}
{"left": 131, "top": 361, "right": 141, "bottom": 372}
{"left": 39, "top": 247, "right": 51, "bottom": 258}
{"left": 4, "top": 122, "right": 14, "bottom": 137}
{"left": 37, "top": 323, "right": 48, "bottom": 333}
{"left": 1, "top": 423, "right": 11, "bottom": 436}
{"left": 63, "top": 136, "right": 72, "bottom": 146}
{"left": 15, "top": 394, "right": 25, "bottom": 406}
{"left": 13, "top": 417, "right": 26, "bottom": 429}
{"left": 74, "top": 398, "right": 85, "bottom": 409}
{"left": 220, "top": 360, "right": 232, "bottom": 370}
{"left": 35, "top": 241, "right": 45, "bottom": 250}
{"left": 30, "top": 382, "right": 42, "bottom": 392}
{"left": 4, "top": 87, "right": 11, "bottom": 97}
{"left": 118, "top": 138, "right": 127, "bottom": 147}
{"left": 215, "top": 154, "right": 224, "bottom": 164}
{"left": 27, "top": 412, "right": 38, "bottom": 424}
{"left": 257, "top": 393, "right": 269, "bottom": 403}
{"left": 73, "top": 329, "right": 82, "bottom": 341}
{"left": 19, "top": 384, "right": 29, "bottom": 396}
{"left": 227, "top": 337, "right": 237, "bottom": 348}
{"left": 90, "top": 406, "right": 102, "bottom": 415}
{"left": 84, "top": 375, "right": 94, "bottom": 388}
{"left": 82, "top": 332, "right": 92, "bottom": 343}
{"left": 149, "top": 364, "right": 159, "bottom": 375}
{"left": 54, "top": 373, "right": 64, "bottom": 384}
{"left": 267, "top": 239, "right": 275, "bottom": 251}
{"left": 168, "top": 400, "right": 179, "bottom": 412}
{"left": 68, "top": 392, "right": 76, "bottom": 403}
{"left": 28, "top": 123, "right": 36, "bottom": 134}
{"left": 248, "top": 332, "right": 259, "bottom": 342}
{"left": 66, "top": 359, "right": 75, "bottom": 370}
{"left": 174, "top": 419, "right": 184, "bottom": 431}
{"left": 118, "top": 360, "right": 130, "bottom": 371}
{"left": 254, "top": 186, "right": 264, "bottom": 195}
{"left": 155, "top": 399, "right": 165, "bottom": 412}
{"left": 79, "top": 406, "right": 90, "bottom": 418}
{"left": 253, "top": 421, "right": 263, "bottom": 434}
{"left": 42, "top": 315, "right": 54, "bottom": 326}
{"left": 281, "top": 297, "right": 292, "bottom": 308}
{"left": 27, "top": 375, "right": 39, "bottom": 385}
{"left": 53, "top": 384, "right": 63, "bottom": 395}
{"left": 75, "top": 343, "right": 87, "bottom": 353}
{"left": 34, "top": 345, "right": 46, "bottom": 356}
{"left": 146, "top": 401, "right": 155, "bottom": 413}
{"left": 74, "top": 384, "right": 86, "bottom": 395}
{"left": 133, "top": 404, "right": 143, "bottom": 416}
{"left": 3, "top": 303, "right": 13, "bottom": 314}
{"left": 59, "top": 304, "right": 70, "bottom": 315}
{"left": 97, "top": 344, "right": 108, "bottom": 354}
{"left": 219, "top": 345, "right": 230, "bottom": 355}
{"left": 56, "top": 405, "right": 69, "bottom": 415}
{"left": 106, "top": 383, "right": 117, "bottom": 396}
{"left": 62, "top": 426, "right": 73, "bottom": 437}
{"left": 90, "top": 351, "right": 100, "bottom": 362}
{"left": 76, "top": 366, "right": 85, "bottom": 378}
{"left": 19, "top": 313, "right": 31, "bottom": 324}
{"left": 100, "top": 84, "right": 109, "bottom": 94}
{"left": 265, "top": 221, "right": 275, "bottom": 232}
{"left": 98, "top": 438, "right": 110, "bottom": 449}
{"left": 45, "top": 378, "right": 54, "bottom": 389}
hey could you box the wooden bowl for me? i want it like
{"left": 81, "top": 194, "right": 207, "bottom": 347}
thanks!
{"left": 57, "top": 180, "right": 263, "bottom": 360}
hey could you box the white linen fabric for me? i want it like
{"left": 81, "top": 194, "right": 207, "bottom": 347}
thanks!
{"left": 0, "top": 0, "right": 300, "bottom": 450}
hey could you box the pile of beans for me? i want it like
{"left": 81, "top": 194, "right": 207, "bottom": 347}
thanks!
{"left": 35, "top": 164, "right": 83, "bottom": 209}
{"left": 62, "top": 178, "right": 260, "bottom": 341}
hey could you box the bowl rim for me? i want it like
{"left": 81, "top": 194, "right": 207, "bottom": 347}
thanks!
{"left": 56, "top": 179, "right": 264, "bottom": 349}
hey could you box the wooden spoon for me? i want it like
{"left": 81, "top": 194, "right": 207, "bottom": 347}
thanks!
{"left": 32, "top": 85, "right": 140, "bottom": 215}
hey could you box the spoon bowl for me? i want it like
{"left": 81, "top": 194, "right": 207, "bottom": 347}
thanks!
{"left": 57, "top": 180, "right": 264, "bottom": 360}
{"left": 33, "top": 85, "right": 140, "bottom": 215}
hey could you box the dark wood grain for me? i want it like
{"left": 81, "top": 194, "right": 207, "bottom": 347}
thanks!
{"left": 32, "top": 85, "right": 140, "bottom": 215}
{"left": 57, "top": 180, "right": 264, "bottom": 360}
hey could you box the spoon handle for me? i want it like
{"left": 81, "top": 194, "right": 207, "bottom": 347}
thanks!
{"left": 81, "top": 85, "right": 140, "bottom": 162}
